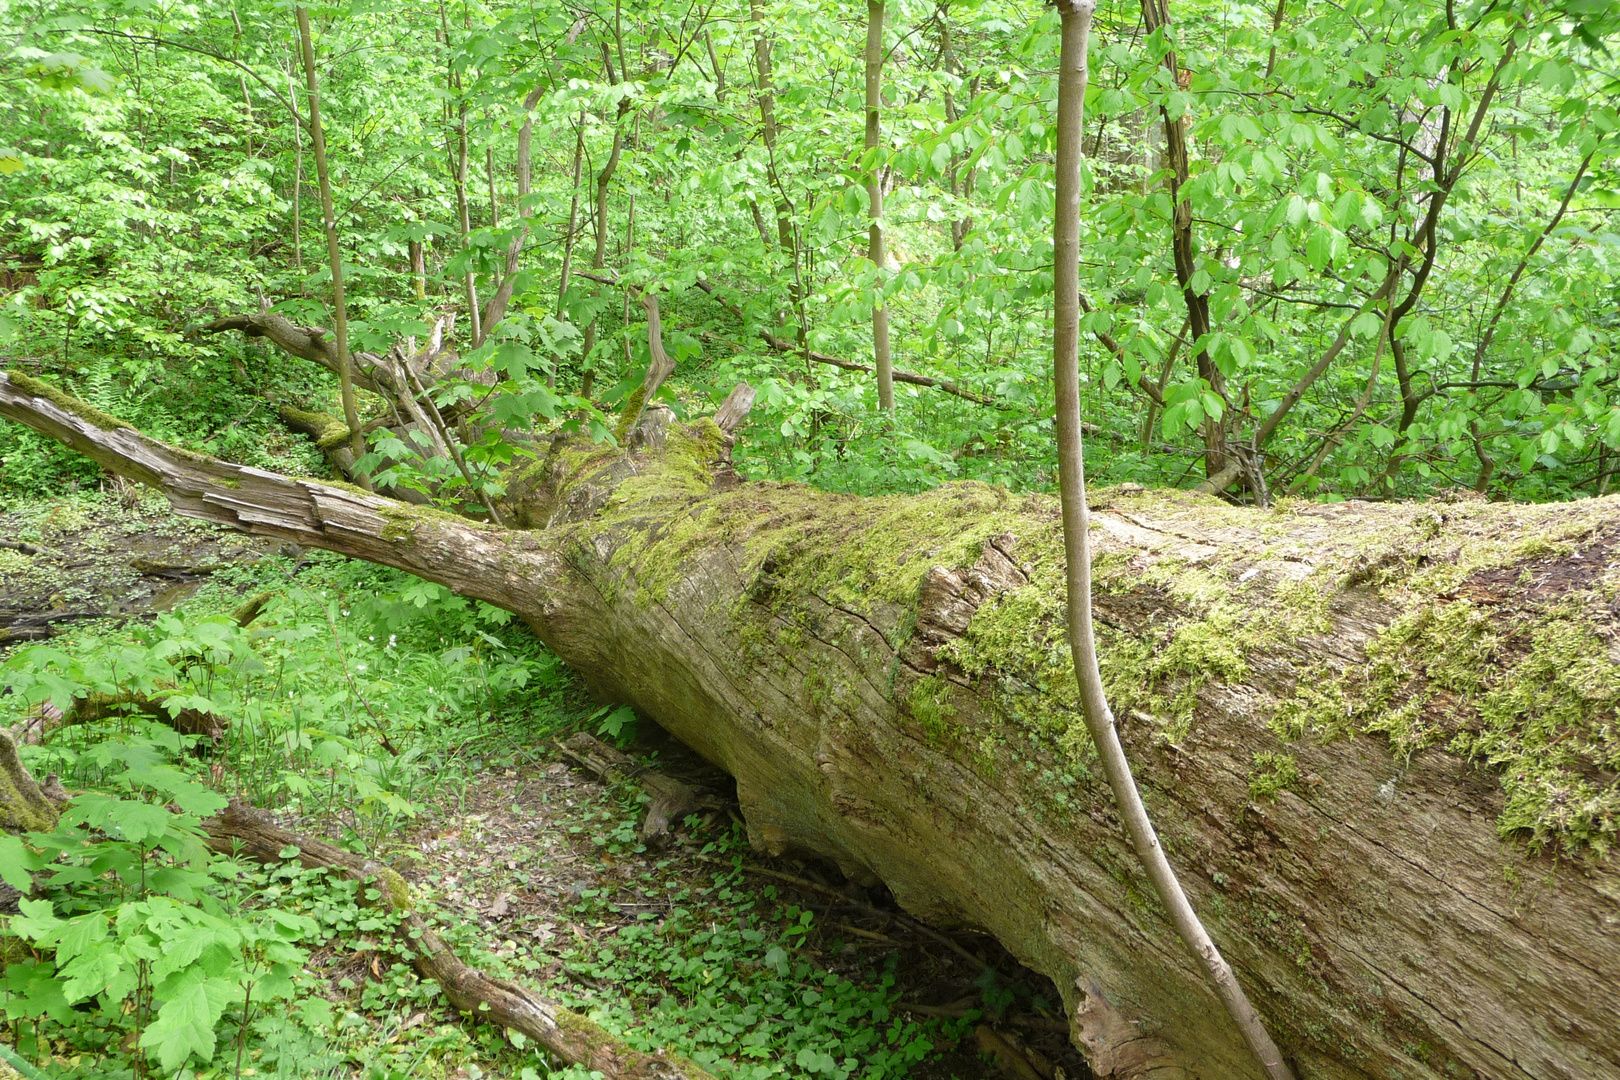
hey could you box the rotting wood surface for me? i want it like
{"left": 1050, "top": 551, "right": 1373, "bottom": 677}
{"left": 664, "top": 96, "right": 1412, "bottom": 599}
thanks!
{"left": 3, "top": 370, "right": 1618, "bottom": 1080}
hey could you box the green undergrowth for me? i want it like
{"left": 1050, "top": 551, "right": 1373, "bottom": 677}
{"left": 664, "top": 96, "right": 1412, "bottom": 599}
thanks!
{"left": 1, "top": 550, "right": 582, "bottom": 1077}
{"left": 538, "top": 823, "right": 970, "bottom": 1080}
{"left": 0, "top": 518, "right": 992, "bottom": 1079}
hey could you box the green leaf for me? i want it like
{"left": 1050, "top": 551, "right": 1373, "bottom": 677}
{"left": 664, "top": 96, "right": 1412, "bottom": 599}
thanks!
{"left": 0, "top": 834, "right": 41, "bottom": 891}
{"left": 58, "top": 947, "right": 122, "bottom": 1005}
{"left": 1350, "top": 311, "right": 1384, "bottom": 339}
{"left": 54, "top": 911, "right": 108, "bottom": 963}
{"left": 141, "top": 969, "right": 238, "bottom": 1072}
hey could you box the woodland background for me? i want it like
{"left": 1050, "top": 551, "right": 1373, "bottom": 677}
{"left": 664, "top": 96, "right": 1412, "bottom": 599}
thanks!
{"left": 2, "top": 0, "right": 1620, "bottom": 1078}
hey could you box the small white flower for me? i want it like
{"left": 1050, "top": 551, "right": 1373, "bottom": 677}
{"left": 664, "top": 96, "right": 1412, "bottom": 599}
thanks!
{"left": 356, "top": 663, "right": 366, "bottom": 671}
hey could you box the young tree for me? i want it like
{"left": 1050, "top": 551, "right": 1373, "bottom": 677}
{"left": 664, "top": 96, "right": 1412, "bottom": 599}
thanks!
{"left": 864, "top": 0, "right": 894, "bottom": 415}
{"left": 296, "top": 5, "right": 369, "bottom": 485}
{"left": 1049, "top": 1, "right": 1294, "bottom": 1077}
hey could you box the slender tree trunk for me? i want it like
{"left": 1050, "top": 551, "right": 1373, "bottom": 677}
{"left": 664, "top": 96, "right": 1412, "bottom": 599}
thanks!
{"left": 1051, "top": 5, "right": 1294, "bottom": 1075}
{"left": 557, "top": 117, "right": 586, "bottom": 389}
{"left": 752, "top": 0, "right": 795, "bottom": 257}
{"left": 864, "top": 0, "right": 894, "bottom": 414}
{"left": 440, "top": 0, "right": 482, "bottom": 347}
{"left": 478, "top": 87, "right": 545, "bottom": 338}
{"left": 486, "top": 144, "right": 499, "bottom": 228}
{"left": 1139, "top": 0, "right": 1224, "bottom": 478}
{"left": 939, "top": 9, "right": 972, "bottom": 251}
{"left": 752, "top": 0, "right": 806, "bottom": 341}
{"left": 456, "top": 104, "right": 481, "bottom": 344}
{"left": 582, "top": 44, "right": 630, "bottom": 400}
{"left": 409, "top": 240, "right": 426, "bottom": 302}
{"left": 288, "top": 65, "right": 305, "bottom": 291}
{"left": 296, "top": 6, "right": 369, "bottom": 485}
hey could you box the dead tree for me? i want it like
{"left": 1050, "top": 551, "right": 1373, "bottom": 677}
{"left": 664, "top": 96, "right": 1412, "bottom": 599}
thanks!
{"left": 3, "top": 369, "right": 1618, "bottom": 1080}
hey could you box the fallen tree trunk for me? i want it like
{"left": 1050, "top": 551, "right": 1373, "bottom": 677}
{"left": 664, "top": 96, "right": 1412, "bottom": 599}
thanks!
{"left": 3, "top": 369, "right": 1618, "bottom": 1080}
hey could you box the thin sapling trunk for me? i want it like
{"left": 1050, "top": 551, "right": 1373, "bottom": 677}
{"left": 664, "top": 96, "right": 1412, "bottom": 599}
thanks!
{"left": 864, "top": 0, "right": 894, "bottom": 415}
{"left": 296, "top": 6, "right": 369, "bottom": 485}
{"left": 1049, "top": 2, "right": 1294, "bottom": 1077}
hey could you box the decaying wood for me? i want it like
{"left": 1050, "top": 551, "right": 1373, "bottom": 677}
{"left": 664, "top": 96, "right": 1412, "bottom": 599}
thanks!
{"left": 557, "top": 732, "right": 699, "bottom": 847}
{"left": 0, "top": 730, "right": 59, "bottom": 835}
{"left": 3, "top": 369, "right": 1619, "bottom": 1080}
{"left": 200, "top": 800, "right": 716, "bottom": 1080}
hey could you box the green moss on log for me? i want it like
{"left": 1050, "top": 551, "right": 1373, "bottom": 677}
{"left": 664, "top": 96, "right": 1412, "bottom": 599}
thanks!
{"left": 6, "top": 370, "right": 132, "bottom": 431}
{"left": 278, "top": 404, "right": 352, "bottom": 450}
{"left": 0, "top": 730, "right": 59, "bottom": 835}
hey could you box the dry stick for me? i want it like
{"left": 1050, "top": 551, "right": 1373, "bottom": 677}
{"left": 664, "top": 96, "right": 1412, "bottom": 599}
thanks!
{"left": 200, "top": 801, "right": 716, "bottom": 1080}
{"left": 296, "top": 7, "right": 369, "bottom": 487}
{"left": 864, "top": 0, "right": 894, "bottom": 414}
{"left": 1050, "top": 4, "right": 1295, "bottom": 1078}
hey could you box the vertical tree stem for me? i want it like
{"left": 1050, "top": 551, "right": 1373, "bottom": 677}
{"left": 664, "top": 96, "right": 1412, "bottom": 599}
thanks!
{"left": 296, "top": 6, "right": 369, "bottom": 486}
{"left": 557, "top": 115, "right": 586, "bottom": 389}
{"left": 1051, "top": 2, "right": 1293, "bottom": 1076}
{"left": 865, "top": 0, "right": 894, "bottom": 414}
{"left": 287, "top": 65, "right": 304, "bottom": 291}
{"left": 440, "top": 0, "right": 482, "bottom": 347}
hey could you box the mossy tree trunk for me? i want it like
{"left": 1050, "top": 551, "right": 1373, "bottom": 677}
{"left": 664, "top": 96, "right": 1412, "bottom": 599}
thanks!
{"left": 3, "top": 369, "right": 1619, "bottom": 1080}
{"left": 0, "top": 731, "right": 58, "bottom": 837}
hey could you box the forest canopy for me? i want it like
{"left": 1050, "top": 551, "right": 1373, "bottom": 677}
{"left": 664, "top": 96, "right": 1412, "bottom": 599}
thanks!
{"left": 1, "top": 0, "right": 1617, "bottom": 506}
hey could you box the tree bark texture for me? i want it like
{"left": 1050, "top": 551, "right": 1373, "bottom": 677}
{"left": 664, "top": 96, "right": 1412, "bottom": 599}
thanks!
{"left": 295, "top": 7, "right": 368, "bottom": 474}
{"left": 3, "top": 368, "right": 1618, "bottom": 1080}
{"left": 864, "top": 0, "right": 894, "bottom": 414}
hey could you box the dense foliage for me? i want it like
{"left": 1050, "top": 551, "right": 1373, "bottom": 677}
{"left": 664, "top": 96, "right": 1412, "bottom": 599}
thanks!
{"left": 1, "top": 0, "right": 1617, "bottom": 501}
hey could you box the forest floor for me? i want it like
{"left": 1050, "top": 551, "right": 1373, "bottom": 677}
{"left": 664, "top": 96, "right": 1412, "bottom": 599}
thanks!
{"left": 0, "top": 490, "right": 1088, "bottom": 1080}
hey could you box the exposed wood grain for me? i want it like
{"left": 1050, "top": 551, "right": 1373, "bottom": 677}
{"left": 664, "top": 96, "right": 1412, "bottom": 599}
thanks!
{"left": 3, "top": 370, "right": 1617, "bottom": 1080}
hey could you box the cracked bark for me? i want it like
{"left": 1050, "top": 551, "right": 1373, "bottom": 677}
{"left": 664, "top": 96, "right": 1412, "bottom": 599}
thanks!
{"left": 2, "top": 370, "right": 1618, "bottom": 1080}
